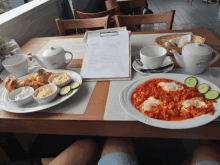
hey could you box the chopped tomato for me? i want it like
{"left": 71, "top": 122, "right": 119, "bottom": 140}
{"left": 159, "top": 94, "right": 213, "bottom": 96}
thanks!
{"left": 131, "top": 78, "right": 216, "bottom": 121}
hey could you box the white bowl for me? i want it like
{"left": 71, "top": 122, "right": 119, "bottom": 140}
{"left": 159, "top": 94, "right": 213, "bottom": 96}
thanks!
{"left": 8, "top": 87, "right": 34, "bottom": 107}
{"left": 48, "top": 72, "right": 71, "bottom": 88}
{"left": 33, "top": 84, "right": 58, "bottom": 104}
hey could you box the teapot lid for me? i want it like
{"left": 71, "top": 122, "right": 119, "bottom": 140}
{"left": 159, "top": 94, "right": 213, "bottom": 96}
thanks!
{"left": 41, "top": 46, "right": 64, "bottom": 57}
{"left": 183, "top": 42, "right": 212, "bottom": 55}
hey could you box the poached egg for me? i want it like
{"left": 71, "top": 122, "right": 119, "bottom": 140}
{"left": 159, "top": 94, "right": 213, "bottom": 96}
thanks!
{"left": 158, "top": 82, "right": 184, "bottom": 92}
{"left": 141, "top": 96, "right": 161, "bottom": 112}
{"left": 181, "top": 98, "right": 207, "bottom": 111}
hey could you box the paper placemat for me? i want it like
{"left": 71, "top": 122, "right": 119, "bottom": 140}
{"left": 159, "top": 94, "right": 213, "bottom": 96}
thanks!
{"left": 104, "top": 68, "right": 220, "bottom": 121}
{"left": 35, "top": 38, "right": 87, "bottom": 59}
{"left": 41, "top": 68, "right": 97, "bottom": 114}
{"left": 34, "top": 32, "right": 193, "bottom": 60}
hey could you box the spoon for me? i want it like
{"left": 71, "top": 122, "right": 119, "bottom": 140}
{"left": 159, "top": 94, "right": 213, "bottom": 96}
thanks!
{"left": 135, "top": 58, "right": 173, "bottom": 72}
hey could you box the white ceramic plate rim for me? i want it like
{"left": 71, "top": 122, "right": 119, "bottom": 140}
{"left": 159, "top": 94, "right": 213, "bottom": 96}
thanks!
{"left": 0, "top": 69, "right": 82, "bottom": 113}
{"left": 119, "top": 73, "right": 220, "bottom": 129}
{"left": 132, "top": 57, "right": 174, "bottom": 75}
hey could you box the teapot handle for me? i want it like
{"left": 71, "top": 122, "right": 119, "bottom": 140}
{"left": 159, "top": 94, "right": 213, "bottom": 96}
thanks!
{"left": 64, "top": 51, "right": 73, "bottom": 67}
{"left": 209, "top": 50, "right": 219, "bottom": 66}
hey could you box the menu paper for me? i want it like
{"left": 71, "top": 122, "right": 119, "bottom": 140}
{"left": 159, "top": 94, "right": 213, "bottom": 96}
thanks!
{"left": 81, "top": 28, "right": 130, "bottom": 80}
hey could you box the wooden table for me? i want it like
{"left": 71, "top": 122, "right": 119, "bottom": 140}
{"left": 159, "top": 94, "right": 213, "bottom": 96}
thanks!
{"left": 1, "top": 29, "right": 220, "bottom": 140}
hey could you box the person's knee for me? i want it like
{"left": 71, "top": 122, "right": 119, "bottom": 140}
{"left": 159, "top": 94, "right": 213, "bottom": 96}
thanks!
{"left": 101, "top": 137, "right": 136, "bottom": 159}
{"left": 74, "top": 139, "right": 97, "bottom": 150}
{"left": 190, "top": 141, "right": 220, "bottom": 164}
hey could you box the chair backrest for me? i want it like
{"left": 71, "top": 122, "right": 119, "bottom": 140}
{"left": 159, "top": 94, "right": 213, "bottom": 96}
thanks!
{"left": 105, "top": 0, "right": 145, "bottom": 15}
{"left": 114, "top": 10, "right": 175, "bottom": 30}
{"left": 55, "top": 16, "right": 111, "bottom": 36}
{"left": 73, "top": 6, "right": 120, "bottom": 19}
{"left": 105, "top": 0, "right": 119, "bottom": 10}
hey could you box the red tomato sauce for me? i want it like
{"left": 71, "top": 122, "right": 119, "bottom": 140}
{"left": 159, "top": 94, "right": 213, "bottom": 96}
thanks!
{"left": 131, "top": 78, "right": 216, "bottom": 121}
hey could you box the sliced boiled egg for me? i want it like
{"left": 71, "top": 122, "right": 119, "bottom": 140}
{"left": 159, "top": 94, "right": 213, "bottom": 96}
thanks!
{"left": 141, "top": 96, "right": 161, "bottom": 112}
{"left": 181, "top": 99, "right": 207, "bottom": 110}
{"left": 158, "top": 82, "right": 184, "bottom": 92}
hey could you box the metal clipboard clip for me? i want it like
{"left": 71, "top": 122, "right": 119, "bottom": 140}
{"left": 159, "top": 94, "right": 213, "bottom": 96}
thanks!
{"left": 100, "top": 31, "right": 119, "bottom": 37}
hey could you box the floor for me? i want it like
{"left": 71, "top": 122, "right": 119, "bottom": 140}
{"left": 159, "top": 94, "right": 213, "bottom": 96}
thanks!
{"left": 1, "top": 0, "right": 220, "bottom": 164}
{"left": 143, "top": 0, "right": 220, "bottom": 33}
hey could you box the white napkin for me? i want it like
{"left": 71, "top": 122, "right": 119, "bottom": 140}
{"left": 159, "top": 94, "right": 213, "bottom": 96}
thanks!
{"left": 162, "top": 34, "right": 191, "bottom": 47}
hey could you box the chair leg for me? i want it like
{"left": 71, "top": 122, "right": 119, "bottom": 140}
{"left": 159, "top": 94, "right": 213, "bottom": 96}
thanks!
{"left": 190, "top": 0, "right": 193, "bottom": 5}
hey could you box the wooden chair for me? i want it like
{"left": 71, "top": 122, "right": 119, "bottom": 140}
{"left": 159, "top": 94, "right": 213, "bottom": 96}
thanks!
{"left": 73, "top": 7, "right": 119, "bottom": 31}
{"left": 55, "top": 16, "right": 111, "bottom": 36}
{"left": 73, "top": 7, "right": 120, "bottom": 19}
{"left": 114, "top": 10, "right": 175, "bottom": 31}
{"left": 105, "top": 0, "right": 146, "bottom": 30}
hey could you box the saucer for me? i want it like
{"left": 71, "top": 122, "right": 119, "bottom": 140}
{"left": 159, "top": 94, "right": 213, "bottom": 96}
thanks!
{"left": 132, "top": 57, "right": 174, "bottom": 75}
{"left": 0, "top": 66, "right": 38, "bottom": 80}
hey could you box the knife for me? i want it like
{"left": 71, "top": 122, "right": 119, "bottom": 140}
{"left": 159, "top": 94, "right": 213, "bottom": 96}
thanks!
{"left": 140, "top": 63, "right": 174, "bottom": 72}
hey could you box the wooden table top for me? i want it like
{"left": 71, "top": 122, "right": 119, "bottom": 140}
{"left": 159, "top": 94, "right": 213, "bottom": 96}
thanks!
{"left": 1, "top": 29, "right": 220, "bottom": 140}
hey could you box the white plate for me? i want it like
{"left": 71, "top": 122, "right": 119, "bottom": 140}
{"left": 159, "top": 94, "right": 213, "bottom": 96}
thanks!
{"left": 132, "top": 57, "right": 174, "bottom": 75}
{"left": 0, "top": 69, "right": 82, "bottom": 113}
{"left": 120, "top": 73, "right": 220, "bottom": 129}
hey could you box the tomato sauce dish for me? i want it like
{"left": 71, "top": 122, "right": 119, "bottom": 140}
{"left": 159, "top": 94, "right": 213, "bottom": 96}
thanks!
{"left": 120, "top": 73, "right": 220, "bottom": 129}
{"left": 131, "top": 78, "right": 216, "bottom": 121}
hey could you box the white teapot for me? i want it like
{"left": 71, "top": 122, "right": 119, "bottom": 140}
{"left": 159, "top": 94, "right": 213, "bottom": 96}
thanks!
{"left": 30, "top": 46, "right": 73, "bottom": 69}
{"left": 170, "top": 42, "right": 219, "bottom": 74}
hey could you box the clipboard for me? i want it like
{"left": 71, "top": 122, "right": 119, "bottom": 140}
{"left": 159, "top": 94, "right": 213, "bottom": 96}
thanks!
{"left": 80, "top": 27, "right": 131, "bottom": 81}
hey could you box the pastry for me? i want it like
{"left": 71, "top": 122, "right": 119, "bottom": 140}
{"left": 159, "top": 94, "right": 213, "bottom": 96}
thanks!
{"left": 4, "top": 69, "right": 54, "bottom": 93}
{"left": 179, "top": 42, "right": 191, "bottom": 48}
{"left": 162, "top": 41, "right": 178, "bottom": 48}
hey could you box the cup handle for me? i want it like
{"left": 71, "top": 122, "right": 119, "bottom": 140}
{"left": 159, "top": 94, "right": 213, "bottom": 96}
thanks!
{"left": 209, "top": 50, "right": 219, "bottom": 66}
{"left": 64, "top": 51, "right": 73, "bottom": 67}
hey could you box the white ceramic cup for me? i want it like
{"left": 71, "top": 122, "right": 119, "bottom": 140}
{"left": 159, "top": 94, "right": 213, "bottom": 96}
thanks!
{"left": 2, "top": 54, "right": 33, "bottom": 78}
{"left": 140, "top": 46, "right": 168, "bottom": 69}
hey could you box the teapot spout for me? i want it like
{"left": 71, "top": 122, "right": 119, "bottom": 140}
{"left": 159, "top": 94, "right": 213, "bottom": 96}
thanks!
{"left": 169, "top": 49, "right": 184, "bottom": 68}
{"left": 30, "top": 54, "right": 47, "bottom": 69}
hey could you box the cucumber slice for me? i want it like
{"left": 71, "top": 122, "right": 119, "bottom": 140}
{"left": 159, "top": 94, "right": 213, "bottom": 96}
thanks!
{"left": 66, "top": 90, "right": 72, "bottom": 95}
{"left": 184, "top": 77, "right": 197, "bottom": 87}
{"left": 70, "top": 82, "right": 80, "bottom": 89}
{"left": 198, "top": 83, "right": 209, "bottom": 94}
{"left": 205, "top": 90, "right": 219, "bottom": 100}
{"left": 59, "top": 86, "right": 71, "bottom": 95}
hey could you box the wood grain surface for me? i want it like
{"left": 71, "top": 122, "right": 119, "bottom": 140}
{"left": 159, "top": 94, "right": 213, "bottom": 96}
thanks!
{"left": 55, "top": 16, "right": 111, "bottom": 36}
{"left": 1, "top": 29, "right": 220, "bottom": 139}
{"left": 114, "top": 10, "right": 175, "bottom": 30}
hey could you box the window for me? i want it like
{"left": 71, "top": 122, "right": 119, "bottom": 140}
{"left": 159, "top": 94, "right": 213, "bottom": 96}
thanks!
{"left": 0, "top": 0, "right": 33, "bottom": 15}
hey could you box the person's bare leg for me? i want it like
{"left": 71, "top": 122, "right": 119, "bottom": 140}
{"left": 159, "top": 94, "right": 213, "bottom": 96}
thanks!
{"left": 43, "top": 139, "right": 98, "bottom": 165}
{"left": 100, "top": 137, "right": 137, "bottom": 159}
{"left": 41, "top": 157, "right": 54, "bottom": 165}
{"left": 186, "top": 141, "right": 220, "bottom": 165}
